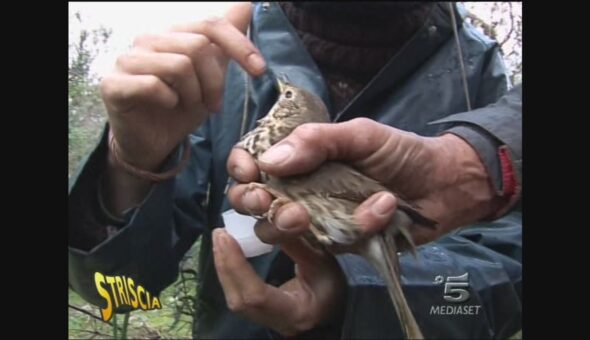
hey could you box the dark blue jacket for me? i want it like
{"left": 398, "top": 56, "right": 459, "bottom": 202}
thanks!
{"left": 69, "top": 2, "right": 522, "bottom": 339}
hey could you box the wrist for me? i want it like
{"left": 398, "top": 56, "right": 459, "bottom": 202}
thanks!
{"left": 432, "top": 133, "right": 503, "bottom": 227}
{"left": 106, "top": 147, "right": 154, "bottom": 188}
{"left": 108, "top": 129, "right": 191, "bottom": 183}
{"left": 103, "top": 150, "right": 153, "bottom": 218}
{"left": 107, "top": 129, "right": 166, "bottom": 171}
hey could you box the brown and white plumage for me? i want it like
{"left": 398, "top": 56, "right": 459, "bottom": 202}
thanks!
{"left": 238, "top": 80, "right": 329, "bottom": 159}
{"left": 237, "top": 78, "right": 435, "bottom": 339}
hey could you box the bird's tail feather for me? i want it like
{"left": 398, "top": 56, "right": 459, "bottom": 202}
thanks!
{"left": 363, "top": 234, "right": 424, "bottom": 339}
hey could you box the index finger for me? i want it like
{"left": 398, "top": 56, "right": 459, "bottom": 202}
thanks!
{"left": 227, "top": 147, "right": 260, "bottom": 183}
{"left": 170, "top": 3, "right": 266, "bottom": 76}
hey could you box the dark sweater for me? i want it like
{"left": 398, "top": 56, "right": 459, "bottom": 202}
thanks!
{"left": 280, "top": 2, "right": 433, "bottom": 112}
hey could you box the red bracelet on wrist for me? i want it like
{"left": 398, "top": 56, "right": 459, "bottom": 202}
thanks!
{"left": 108, "top": 134, "right": 191, "bottom": 182}
{"left": 490, "top": 145, "right": 521, "bottom": 218}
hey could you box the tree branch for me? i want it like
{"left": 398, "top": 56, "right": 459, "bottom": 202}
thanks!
{"left": 69, "top": 304, "right": 105, "bottom": 323}
{"left": 69, "top": 328, "right": 112, "bottom": 338}
{"left": 499, "top": 2, "right": 515, "bottom": 48}
{"left": 68, "top": 304, "right": 124, "bottom": 332}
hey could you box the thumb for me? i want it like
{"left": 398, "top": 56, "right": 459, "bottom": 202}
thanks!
{"left": 224, "top": 2, "right": 253, "bottom": 35}
{"left": 258, "top": 119, "right": 392, "bottom": 177}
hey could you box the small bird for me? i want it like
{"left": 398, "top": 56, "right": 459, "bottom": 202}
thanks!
{"left": 237, "top": 77, "right": 436, "bottom": 339}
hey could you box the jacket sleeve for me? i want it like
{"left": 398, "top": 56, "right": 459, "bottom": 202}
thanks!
{"left": 68, "top": 122, "right": 212, "bottom": 309}
{"left": 433, "top": 82, "right": 522, "bottom": 215}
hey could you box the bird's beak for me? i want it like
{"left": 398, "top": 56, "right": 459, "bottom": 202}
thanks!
{"left": 276, "top": 78, "right": 287, "bottom": 93}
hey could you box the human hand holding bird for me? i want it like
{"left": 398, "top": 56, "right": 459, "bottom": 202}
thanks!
{"left": 216, "top": 78, "right": 501, "bottom": 338}
{"left": 237, "top": 78, "right": 435, "bottom": 339}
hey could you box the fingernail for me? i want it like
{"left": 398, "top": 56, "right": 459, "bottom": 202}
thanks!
{"left": 259, "top": 143, "right": 293, "bottom": 165}
{"left": 371, "top": 193, "right": 396, "bottom": 216}
{"left": 243, "top": 190, "right": 261, "bottom": 212}
{"left": 275, "top": 206, "right": 298, "bottom": 231}
{"left": 232, "top": 165, "right": 245, "bottom": 181}
{"left": 247, "top": 53, "right": 266, "bottom": 73}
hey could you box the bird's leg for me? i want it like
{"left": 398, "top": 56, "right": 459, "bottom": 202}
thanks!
{"left": 243, "top": 183, "right": 271, "bottom": 219}
{"left": 267, "top": 196, "right": 291, "bottom": 223}
{"left": 245, "top": 182, "right": 269, "bottom": 191}
{"left": 244, "top": 182, "right": 291, "bottom": 221}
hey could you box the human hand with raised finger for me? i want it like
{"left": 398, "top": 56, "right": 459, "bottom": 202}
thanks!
{"left": 102, "top": 2, "right": 265, "bottom": 171}
{"left": 100, "top": 3, "right": 267, "bottom": 215}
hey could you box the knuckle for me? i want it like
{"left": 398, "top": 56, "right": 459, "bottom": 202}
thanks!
{"left": 100, "top": 74, "right": 140, "bottom": 113}
{"left": 293, "top": 123, "right": 322, "bottom": 146}
{"left": 184, "top": 34, "right": 209, "bottom": 57}
{"left": 202, "top": 16, "right": 227, "bottom": 28}
{"left": 226, "top": 288, "right": 267, "bottom": 313}
{"left": 348, "top": 117, "right": 381, "bottom": 147}
{"left": 142, "top": 75, "right": 162, "bottom": 94}
{"left": 114, "top": 52, "right": 131, "bottom": 69}
{"left": 115, "top": 51, "right": 141, "bottom": 70}
{"left": 226, "top": 297, "right": 245, "bottom": 313}
{"left": 200, "top": 16, "right": 230, "bottom": 35}
{"left": 99, "top": 75, "right": 117, "bottom": 97}
{"left": 132, "top": 33, "right": 155, "bottom": 48}
{"left": 170, "top": 54, "right": 194, "bottom": 75}
{"left": 349, "top": 117, "right": 376, "bottom": 131}
{"left": 242, "top": 289, "right": 267, "bottom": 308}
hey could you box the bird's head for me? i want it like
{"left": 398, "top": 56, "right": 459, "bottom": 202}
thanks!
{"left": 268, "top": 78, "right": 330, "bottom": 125}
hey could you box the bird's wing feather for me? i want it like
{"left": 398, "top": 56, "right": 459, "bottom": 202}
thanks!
{"left": 296, "top": 162, "right": 437, "bottom": 226}
{"left": 278, "top": 162, "right": 388, "bottom": 202}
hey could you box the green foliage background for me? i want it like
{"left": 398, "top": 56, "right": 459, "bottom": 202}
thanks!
{"left": 68, "top": 12, "right": 109, "bottom": 178}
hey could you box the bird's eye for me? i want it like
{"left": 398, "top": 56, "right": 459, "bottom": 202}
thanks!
{"left": 285, "top": 91, "right": 293, "bottom": 99}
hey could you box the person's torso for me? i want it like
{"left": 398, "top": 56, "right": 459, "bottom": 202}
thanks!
{"left": 188, "top": 2, "right": 508, "bottom": 338}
